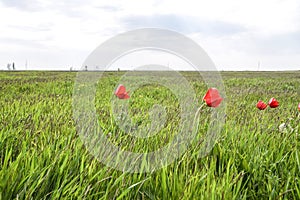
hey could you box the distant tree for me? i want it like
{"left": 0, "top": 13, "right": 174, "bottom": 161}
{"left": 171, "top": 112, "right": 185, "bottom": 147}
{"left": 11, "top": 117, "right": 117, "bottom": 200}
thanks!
{"left": 7, "top": 63, "right": 11, "bottom": 70}
{"left": 85, "top": 66, "right": 88, "bottom": 71}
{"left": 12, "top": 62, "right": 15, "bottom": 70}
{"left": 70, "top": 67, "right": 73, "bottom": 71}
{"left": 118, "top": 68, "right": 120, "bottom": 72}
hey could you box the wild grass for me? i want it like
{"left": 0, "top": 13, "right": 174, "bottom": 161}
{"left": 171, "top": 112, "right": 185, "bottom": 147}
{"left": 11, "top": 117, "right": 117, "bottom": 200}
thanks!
{"left": 0, "top": 71, "right": 299, "bottom": 199}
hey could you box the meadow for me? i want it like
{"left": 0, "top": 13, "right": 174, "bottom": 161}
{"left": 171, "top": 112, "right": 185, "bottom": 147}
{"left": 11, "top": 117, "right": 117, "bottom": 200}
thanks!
{"left": 0, "top": 71, "right": 299, "bottom": 199}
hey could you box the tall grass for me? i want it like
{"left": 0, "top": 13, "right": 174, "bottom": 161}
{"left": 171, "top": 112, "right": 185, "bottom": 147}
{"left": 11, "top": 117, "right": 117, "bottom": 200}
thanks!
{"left": 0, "top": 71, "right": 299, "bottom": 199}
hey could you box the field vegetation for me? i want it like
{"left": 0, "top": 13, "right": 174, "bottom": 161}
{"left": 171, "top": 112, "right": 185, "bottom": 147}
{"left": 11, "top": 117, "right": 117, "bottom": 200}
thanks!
{"left": 0, "top": 71, "right": 299, "bottom": 199}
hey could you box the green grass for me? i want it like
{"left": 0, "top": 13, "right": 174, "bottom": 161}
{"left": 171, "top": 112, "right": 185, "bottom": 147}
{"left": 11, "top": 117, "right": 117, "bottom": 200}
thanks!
{"left": 0, "top": 71, "right": 299, "bottom": 199}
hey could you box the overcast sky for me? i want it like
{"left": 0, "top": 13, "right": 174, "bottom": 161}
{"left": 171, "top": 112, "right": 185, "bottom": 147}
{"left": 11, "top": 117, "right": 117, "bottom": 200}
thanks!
{"left": 0, "top": 0, "right": 299, "bottom": 71}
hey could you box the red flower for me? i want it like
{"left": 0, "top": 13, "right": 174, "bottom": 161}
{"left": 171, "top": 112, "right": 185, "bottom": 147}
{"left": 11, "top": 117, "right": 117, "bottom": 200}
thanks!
{"left": 115, "top": 84, "right": 130, "bottom": 99}
{"left": 298, "top": 103, "right": 300, "bottom": 111}
{"left": 203, "top": 88, "right": 223, "bottom": 108}
{"left": 256, "top": 100, "right": 268, "bottom": 110}
{"left": 268, "top": 97, "right": 279, "bottom": 108}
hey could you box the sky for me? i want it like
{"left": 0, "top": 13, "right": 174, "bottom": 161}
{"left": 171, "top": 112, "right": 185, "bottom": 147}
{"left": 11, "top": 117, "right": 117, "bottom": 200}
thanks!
{"left": 0, "top": 0, "right": 300, "bottom": 71}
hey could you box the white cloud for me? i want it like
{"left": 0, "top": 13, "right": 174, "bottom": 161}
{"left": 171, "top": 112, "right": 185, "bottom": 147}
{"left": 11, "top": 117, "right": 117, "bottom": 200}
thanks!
{"left": 152, "top": 0, "right": 300, "bottom": 33}
{"left": 0, "top": 0, "right": 299, "bottom": 70}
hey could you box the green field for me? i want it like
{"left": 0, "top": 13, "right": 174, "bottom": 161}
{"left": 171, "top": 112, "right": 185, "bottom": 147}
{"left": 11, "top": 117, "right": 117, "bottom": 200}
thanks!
{"left": 0, "top": 71, "right": 299, "bottom": 199}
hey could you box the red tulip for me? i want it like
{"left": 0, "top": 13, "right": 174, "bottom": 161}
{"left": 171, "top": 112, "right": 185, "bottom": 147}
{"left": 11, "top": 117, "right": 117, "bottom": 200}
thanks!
{"left": 256, "top": 100, "right": 268, "bottom": 110}
{"left": 115, "top": 84, "right": 130, "bottom": 99}
{"left": 203, "top": 88, "right": 223, "bottom": 108}
{"left": 268, "top": 97, "right": 279, "bottom": 108}
{"left": 298, "top": 103, "right": 300, "bottom": 111}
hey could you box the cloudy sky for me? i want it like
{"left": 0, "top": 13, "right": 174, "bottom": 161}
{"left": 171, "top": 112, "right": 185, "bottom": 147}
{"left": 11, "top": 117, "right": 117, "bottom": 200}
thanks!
{"left": 0, "top": 0, "right": 299, "bottom": 71}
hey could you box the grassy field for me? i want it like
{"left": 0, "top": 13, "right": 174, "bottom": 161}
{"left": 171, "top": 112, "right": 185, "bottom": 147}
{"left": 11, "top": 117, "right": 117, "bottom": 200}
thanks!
{"left": 0, "top": 71, "right": 299, "bottom": 199}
